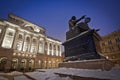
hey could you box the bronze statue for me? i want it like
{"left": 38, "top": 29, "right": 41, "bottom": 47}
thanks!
{"left": 69, "top": 15, "right": 86, "bottom": 30}
{"left": 69, "top": 15, "right": 91, "bottom": 33}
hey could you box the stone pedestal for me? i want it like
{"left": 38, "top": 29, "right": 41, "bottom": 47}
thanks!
{"left": 61, "top": 17, "right": 114, "bottom": 70}
{"left": 59, "top": 59, "right": 114, "bottom": 71}
{"left": 63, "top": 29, "right": 101, "bottom": 61}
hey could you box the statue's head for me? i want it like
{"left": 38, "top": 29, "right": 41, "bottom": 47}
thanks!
{"left": 71, "top": 16, "right": 76, "bottom": 20}
{"left": 84, "top": 17, "right": 91, "bottom": 24}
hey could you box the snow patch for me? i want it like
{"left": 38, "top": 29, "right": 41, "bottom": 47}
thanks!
{"left": 34, "top": 67, "right": 120, "bottom": 80}
{"left": 26, "top": 71, "right": 73, "bottom": 80}
{"left": 0, "top": 76, "right": 8, "bottom": 80}
{"left": 9, "top": 71, "right": 23, "bottom": 76}
{"left": 14, "top": 75, "right": 30, "bottom": 80}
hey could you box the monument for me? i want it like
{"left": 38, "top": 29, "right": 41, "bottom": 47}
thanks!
{"left": 59, "top": 15, "right": 114, "bottom": 70}
{"left": 63, "top": 15, "right": 101, "bottom": 61}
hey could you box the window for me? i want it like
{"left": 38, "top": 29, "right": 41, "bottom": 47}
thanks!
{"left": 38, "top": 38, "right": 44, "bottom": 54}
{"left": 2, "top": 28, "right": 15, "bottom": 48}
{"left": 30, "top": 45, "right": 36, "bottom": 53}
{"left": 23, "top": 36, "right": 30, "bottom": 52}
{"left": 18, "top": 34, "right": 23, "bottom": 40}
{"left": 38, "top": 42, "right": 43, "bottom": 53}
{"left": 16, "top": 42, "right": 22, "bottom": 51}
{"left": 30, "top": 39, "right": 37, "bottom": 53}
{"left": 16, "top": 34, "right": 23, "bottom": 51}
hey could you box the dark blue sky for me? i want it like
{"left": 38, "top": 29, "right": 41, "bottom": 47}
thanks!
{"left": 0, "top": 0, "right": 120, "bottom": 42}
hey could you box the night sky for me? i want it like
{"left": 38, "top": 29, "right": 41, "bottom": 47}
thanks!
{"left": 0, "top": 0, "right": 120, "bottom": 42}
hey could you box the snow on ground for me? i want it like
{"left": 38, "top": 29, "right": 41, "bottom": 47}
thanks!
{"left": 0, "top": 76, "right": 8, "bottom": 80}
{"left": 34, "top": 67, "right": 120, "bottom": 80}
{"left": 0, "top": 67, "right": 120, "bottom": 80}
{"left": 8, "top": 71, "right": 23, "bottom": 76}
{"left": 26, "top": 71, "right": 73, "bottom": 80}
{"left": 0, "top": 71, "right": 23, "bottom": 76}
{"left": 14, "top": 75, "right": 31, "bottom": 80}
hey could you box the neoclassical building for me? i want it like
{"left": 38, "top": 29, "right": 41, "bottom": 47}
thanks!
{"left": 100, "top": 30, "right": 120, "bottom": 67}
{"left": 0, "top": 14, "right": 62, "bottom": 71}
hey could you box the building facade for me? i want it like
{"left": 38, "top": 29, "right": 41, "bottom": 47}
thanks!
{"left": 100, "top": 30, "right": 120, "bottom": 67}
{"left": 0, "top": 14, "right": 62, "bottom": 71}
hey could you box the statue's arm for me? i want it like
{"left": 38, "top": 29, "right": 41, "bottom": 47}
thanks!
{"left": 76, "top": 15, "right": 86, "bottom": 23}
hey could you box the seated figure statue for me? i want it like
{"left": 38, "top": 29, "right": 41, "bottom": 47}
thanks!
{"left": 69, "top": 15, "right": 91, "bottom": 33}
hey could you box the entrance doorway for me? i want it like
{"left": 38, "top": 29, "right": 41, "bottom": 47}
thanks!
{"left": 20, "top": 59, "right": 27, "bottom": 71}
{"left": 11, "top": 58, "right": 18, "bottom": 70}
{"left": 28, "top": 59, "right": 34, "bottom": 71}
{"left": 0, "top": 57, "right": 7, "bottom": 71}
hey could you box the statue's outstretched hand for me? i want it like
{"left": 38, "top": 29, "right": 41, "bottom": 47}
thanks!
{"left": 81, "top": 15, "right": 86, "bottom": 19}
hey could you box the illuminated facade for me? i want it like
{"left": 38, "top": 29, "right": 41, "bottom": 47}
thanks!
{"left": 100, "top": 30, "right": 120, "bottom": 67}
{"left": 0, "top": 14, "right": 62, "bottom": 71}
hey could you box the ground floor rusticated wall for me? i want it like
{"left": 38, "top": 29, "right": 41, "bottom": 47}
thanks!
{"left": 0, "top": 48, "right": 63, "bottom": 72}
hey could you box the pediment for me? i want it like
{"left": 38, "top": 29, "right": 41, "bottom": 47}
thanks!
{"left": 24, "top": 25, "right": 34, "bottom": 31}
{"left": 24, "top": 24, "right": 40, "bottom": 32}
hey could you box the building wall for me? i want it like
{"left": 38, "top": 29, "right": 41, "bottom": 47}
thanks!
{"left": 0, "top": 14, "right": 63, "bottom": 71}
{"left": 100, "top": 30, "right": 120, "bottom": 67}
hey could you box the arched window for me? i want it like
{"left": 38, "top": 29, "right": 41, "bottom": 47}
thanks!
{"left": 16, "top": 34, "right": 23, "bottom": 51}
{"left": 30, "top": 38, "right": 37, "bottom": 53}
{"left": 23, "top": 36, "right": 30, "bottom": 52}
{"left": 26, "top": 36, "right": 30, "bottom": 43}
{"left": 2, "top": 28, "right": 15, "bottom": 48}
{"left": 38, "top": 42, "right": 43, "bottom": 53}
{"left": 18, "top": 34, "right": 23, "bottom": 40}
{"left": 38, "top": 38, "right": 44, "bottom": 54}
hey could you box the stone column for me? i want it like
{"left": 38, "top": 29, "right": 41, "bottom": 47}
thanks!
{"left": 42, "top": 39, "right": 45, "bottom": 54}
{"left": 22, "top": 32, "right": 26, "bottom": 51}
{"left": 56, "top": 45, "right": 58, "bottom": 56}
{"left": 29, "top": 35, "right": 33, "bottom": 53}
{"left": 47, "top": 42, "right": 50, "bottom": 55}
{"left": 51, "top": 43, "right": 54, "bottom": 56}
{"left": 12, "top": 28, "right": 19, "bottom": 49}
{"left": 37, "top": 37, "right": 40, "bottom": 54}
{"left": 35, "top": 37, "right": 39, "bottom": 54}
